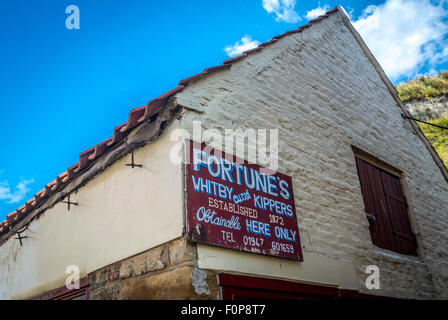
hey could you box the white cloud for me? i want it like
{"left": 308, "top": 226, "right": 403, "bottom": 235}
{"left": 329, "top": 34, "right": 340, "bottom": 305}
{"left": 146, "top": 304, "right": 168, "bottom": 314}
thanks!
{"left": 262, "top": 0, "right": 301, "bottom": 23}
{"left": 353, "top": 0, "right": 448, "bottom": 81}
{"left": 0, "top": 178, "right": 34, "bottom": 204}
{"left": 304, "top": 4, "right": 330, "bottom": 20}
{"left": 225, "top": 35, "right": 261, "bottom": 57}
{"left": 345, "top": 6, "right": 355, "bottom": 19}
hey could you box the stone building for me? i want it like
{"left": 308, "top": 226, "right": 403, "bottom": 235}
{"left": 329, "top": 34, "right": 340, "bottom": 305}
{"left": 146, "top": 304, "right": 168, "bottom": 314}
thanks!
{"left": 1, "top": 6, "right": 447, "bottom": 300}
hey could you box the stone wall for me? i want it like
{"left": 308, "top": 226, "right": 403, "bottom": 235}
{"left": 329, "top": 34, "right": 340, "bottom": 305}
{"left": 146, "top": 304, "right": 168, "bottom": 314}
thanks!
{"left": 89, "top": 237, "right": 219, "bottom": 300}
{"left": 404, "top": 96, "right": 448, "bottom": 120}
{"left": 175, "top": 11, "right": 448, "bottom": 299}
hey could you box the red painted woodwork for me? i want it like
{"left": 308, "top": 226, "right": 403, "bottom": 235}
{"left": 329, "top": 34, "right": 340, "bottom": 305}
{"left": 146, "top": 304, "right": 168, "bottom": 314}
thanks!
{"left": 33, "top": 277, "right": 90, "bottom": 300}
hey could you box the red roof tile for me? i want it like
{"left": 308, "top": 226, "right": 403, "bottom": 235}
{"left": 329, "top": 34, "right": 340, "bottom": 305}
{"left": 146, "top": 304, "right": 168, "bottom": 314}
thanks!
{"left": 0, "top": 7, "right": 339, "bottom": 237}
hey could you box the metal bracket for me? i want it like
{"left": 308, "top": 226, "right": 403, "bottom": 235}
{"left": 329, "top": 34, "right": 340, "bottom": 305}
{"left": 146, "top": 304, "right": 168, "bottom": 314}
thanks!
{"left": 125, "top": 151, "right": 142, "bottom": 169}
{"left": 62, "top": 193, "right": 78, "bottom": 211}
{"left": 14, "top": 226, "right": 28, "bottom": 246}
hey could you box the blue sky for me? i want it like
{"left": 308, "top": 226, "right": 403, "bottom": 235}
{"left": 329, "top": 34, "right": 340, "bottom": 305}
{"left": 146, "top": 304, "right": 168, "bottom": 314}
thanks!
{"left": 1, "top": 0, "right": 447, "bottom": 220}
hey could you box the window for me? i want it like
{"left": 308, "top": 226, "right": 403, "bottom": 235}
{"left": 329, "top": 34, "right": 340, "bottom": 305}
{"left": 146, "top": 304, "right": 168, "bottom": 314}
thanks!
{"left": 355, "top": 156, "right": 417, "bottom": 256}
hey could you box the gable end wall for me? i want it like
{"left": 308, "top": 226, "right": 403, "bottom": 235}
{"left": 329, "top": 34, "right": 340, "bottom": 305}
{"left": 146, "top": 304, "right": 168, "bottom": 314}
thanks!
{"left": 175, "top": 12, "right": 448, "bottom": 299}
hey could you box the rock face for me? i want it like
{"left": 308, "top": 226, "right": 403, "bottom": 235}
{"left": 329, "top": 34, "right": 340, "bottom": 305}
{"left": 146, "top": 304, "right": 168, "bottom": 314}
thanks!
{"left": 404, "top": 96, "right": 448, "bottom": 120}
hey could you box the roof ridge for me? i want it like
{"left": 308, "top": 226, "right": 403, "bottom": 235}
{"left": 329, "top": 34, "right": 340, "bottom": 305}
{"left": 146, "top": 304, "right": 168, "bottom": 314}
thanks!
{"left": 0, "top": 6, "right": 339, "bottom": 235}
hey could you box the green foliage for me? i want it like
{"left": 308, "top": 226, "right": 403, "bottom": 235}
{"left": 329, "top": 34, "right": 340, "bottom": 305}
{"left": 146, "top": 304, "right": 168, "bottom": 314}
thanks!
{"left": 417, "top": 116, "right": 448, "bottom": 169}
{"left": 395, "top": 71, "right": 448, "bottom": 102}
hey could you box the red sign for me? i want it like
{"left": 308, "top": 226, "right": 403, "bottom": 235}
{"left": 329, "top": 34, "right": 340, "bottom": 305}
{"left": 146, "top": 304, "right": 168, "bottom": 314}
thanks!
{"left": 185, "top": 140, "right": 303, "bottom": 261}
